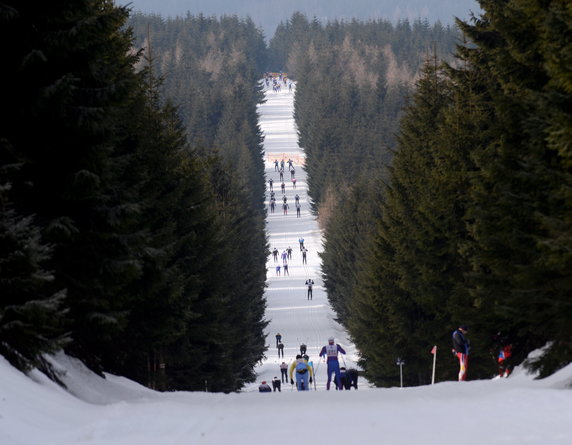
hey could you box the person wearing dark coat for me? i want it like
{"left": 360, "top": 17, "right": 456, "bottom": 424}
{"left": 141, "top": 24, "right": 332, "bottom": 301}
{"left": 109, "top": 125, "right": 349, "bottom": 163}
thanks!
{"left": 272, "top": 376, "right": 282, "bottom": 392}
{"left": 452, "top": 325, "right": 470, "bottom": 381}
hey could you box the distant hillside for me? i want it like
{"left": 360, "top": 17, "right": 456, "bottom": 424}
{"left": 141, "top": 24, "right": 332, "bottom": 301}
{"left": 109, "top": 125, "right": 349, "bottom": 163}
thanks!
{"left": 118, "top": 0, "right": 481, "bottom": 37}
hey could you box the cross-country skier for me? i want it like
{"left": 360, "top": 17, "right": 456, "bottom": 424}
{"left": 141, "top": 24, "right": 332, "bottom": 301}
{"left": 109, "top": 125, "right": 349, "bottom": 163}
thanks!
{"left": 319, "top": 337, "right": 346, "bottom": 390}
{"left": 299, "top": 237, "right": 304, "bottom": 251}
{"left": 300, "top": 343, "right": 307, "bottom": 355}
{"left": 296, "top": 202, "right": 301, "bottom": 217}
{"left": 287, "top": 246, "right": 293, "bottom": 260}
{"left": 305, "top": 279, "right": 314, "bottom": 300}
{"left": 289, "top": 355, "right": 313, "bottom": 391}
{"left": 269, "top": 178, "right": 273, "bottom": 191}
{"left": 302, "top": 247, "right": 308, "bottom": 264}
{"left": 346, "top": 368, "right": 359, "bottom": 389}
{"left": 278, "top": 341, "right": 284, "bottom": 358}
{"left": 273, "top": 248, "right": 278, "bottom": 262}
{"left": 452, "top": 325, "right": 470, "bottom": 381}
{"left": 272, "top": 376, "right": 281, "bottom": 392}
{"left": 280, "top": 361, "right": 288, "bottom": 383}
{"left": 276, "top": 333, "right": 282, "bottom": 347}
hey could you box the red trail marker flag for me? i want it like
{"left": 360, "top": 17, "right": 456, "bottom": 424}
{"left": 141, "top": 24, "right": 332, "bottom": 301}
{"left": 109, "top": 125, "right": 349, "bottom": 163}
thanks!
{"left": 430, "top": 345, "right": 437, "bottom": 355}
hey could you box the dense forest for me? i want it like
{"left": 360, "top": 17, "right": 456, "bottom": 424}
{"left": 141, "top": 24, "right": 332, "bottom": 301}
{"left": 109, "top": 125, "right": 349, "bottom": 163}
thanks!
{"left": 309, "top": 0, "right": 572, "bottom": 385}
{"left": 0, "top": 1, "right": 268, "bottom": 392}
{"left": 1, "top": 0, "right": 570, "bottom": 391}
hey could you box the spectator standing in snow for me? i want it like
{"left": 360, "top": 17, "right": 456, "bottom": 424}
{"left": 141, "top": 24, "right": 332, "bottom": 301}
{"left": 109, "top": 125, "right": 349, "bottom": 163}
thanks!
{"left": 259, "top": 381, "right": 272, "bottom": 393}
{"left": 280, "top": 362, "right": 288, "bottom": 383}
{"left": 452, "top": 325, "right": 470, "bottom": 381}
{"left": 319, "top": 337, "right": 346, "bottom": 390}
{"left": 272, "top": 377, "right": 281, "bottom": 392}
{"left": 305, "top": 279, "right": 314, "bottom": 300}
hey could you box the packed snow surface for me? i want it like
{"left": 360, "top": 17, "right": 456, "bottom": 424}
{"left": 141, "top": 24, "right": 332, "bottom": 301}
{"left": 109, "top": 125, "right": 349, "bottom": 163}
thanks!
{"left": 1, "top": 82, "right": 571, "bottom": 445}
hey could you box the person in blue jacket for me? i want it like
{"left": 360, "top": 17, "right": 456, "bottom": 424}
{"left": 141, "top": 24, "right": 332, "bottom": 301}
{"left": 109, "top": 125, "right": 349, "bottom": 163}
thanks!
{"left": 452, "top": 325, "right": 470, "bottom": 381}
{"left": 319, "top": 337, "right": 346, "bottom": 390}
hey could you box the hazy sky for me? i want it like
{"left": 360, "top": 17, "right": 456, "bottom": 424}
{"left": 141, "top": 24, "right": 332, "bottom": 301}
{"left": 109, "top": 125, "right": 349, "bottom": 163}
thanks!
{"left": 119, "top": 0, "right": 481, "bottom": 37}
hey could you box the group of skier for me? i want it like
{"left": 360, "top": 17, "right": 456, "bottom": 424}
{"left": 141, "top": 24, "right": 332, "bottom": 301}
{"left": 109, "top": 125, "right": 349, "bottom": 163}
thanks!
{"left": 260, "top": 335, "right": 360, "bottom": 392}
{"left": 269, "top": 159, "right": 299, "bottom": 216}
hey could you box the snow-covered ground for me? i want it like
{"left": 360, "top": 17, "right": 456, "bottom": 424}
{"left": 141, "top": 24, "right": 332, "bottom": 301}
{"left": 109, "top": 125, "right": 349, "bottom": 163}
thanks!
{"left": 1, "top": 83, "right": 571, "bottom": 445}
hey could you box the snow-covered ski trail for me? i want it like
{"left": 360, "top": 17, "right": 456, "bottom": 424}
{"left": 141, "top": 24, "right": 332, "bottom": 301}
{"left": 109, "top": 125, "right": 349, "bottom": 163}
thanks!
{"left": 248, "top": 81, "right": 363, "bottom": 391}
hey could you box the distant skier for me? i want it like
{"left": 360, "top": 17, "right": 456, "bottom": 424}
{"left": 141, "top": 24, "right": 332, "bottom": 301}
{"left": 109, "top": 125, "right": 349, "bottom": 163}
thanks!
{"left": 274, "top": 159, "right": 279, "bottom": 171}
{"left": 276, "top": 265, "right": 281, "bottom": 276}
{"left": 281, "top": 182, "right": 286, "bottom": 193}
{"left": 279, "top": 170, "right": 284, "bottom": 181}
{"left": 295, "top": 194, "right": 300, "bottom": 204}
{"left": 281, "top": 250, "right": 288, "bottom": 264}
{"left": 269, "top": 178, "right": 274, "bottom": 191}
{"left": 300, "top": 343, "right": 307, "bottom": 355}
{"left": 259, "top": 381, "right": 272, "bottom": 393}
{"left": 319, "top": 337, "right": 346, "bottom": 390}
{"left": 278, "top": 341, "right": 284, "bottom": 358}
{"left": 273, "top": 248, "right": 278, "bottom": 262}
{"left": 288, "top": 159, "right": 294, "bottom": 170}
{"left": 296, "top": 202, "right": 301, "bottom": 217}
{"left": 283, "top": 202, "right": 289, "bottom": 215}
{"left": 452, "top": 325, "right": 470, "bottom": 381}
{"left": 290, "top": 168, "right": 295, "bottom": 179}
{"left": 280, "top": 361, "right": 288, "bottom": 383}
{"left": 287, "top": 246, "right": 293, "bottom": 260}
{"left": 276, "top": 333, "right": 282, "bottom": 347}
{"left": 272, "top": 376, "right": 281, "bottom": 392}
{"left": 292, "top": 177, "right": 297, "bottom": 189}
{"left": 283, "top": 195, "right": 288, "bottom": 204}
{"left": 270, "top": 199, "right": 275, "bottom": 213}
{"left": 283, "top": 263, "right": 289, "bottom": 276}
{"left": 493, "top": 332, "right": 513, "bottom": 378}
{"left": 289, "top": 355, "right": 313, "bottom": 391}
{"left": 302, "top": 247, "right": 308, "bottom": 264}
{"left": 305, "top": 279, "right": 314, "bottom": 300}
{"left": 299, "top": 237, "right": 304, "bottom": 251}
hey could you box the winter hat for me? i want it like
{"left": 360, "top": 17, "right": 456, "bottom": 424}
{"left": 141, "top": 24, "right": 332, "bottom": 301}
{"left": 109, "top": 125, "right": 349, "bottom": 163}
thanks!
{"left": 328, "top": 336, "right": 334, "bottom": 343}
{"left": 261, "top": 381, "right": 267, "bottom": 384}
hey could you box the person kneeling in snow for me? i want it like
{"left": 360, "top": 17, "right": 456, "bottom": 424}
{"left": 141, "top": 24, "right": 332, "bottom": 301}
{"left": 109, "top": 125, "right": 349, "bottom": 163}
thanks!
{"left": 259, "top": 381, "right": 272, "bottom": 392}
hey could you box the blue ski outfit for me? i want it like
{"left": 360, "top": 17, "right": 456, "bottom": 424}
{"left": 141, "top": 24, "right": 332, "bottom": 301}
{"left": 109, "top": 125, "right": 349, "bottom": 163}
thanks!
{"left": 289, "top": 356, "right": 314, "bottom": 391}
{"left": 319, "top": 338, "right": 346, "bottom": 390}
